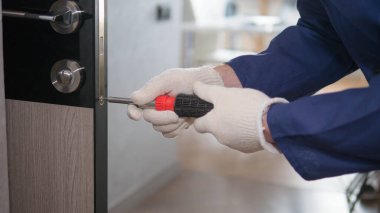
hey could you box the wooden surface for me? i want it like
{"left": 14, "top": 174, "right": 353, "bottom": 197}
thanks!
{"left": 0, "top": 0, "right": 10, "bottom": 211}
{"left": 6, "top": 100, "right": 94, "bottom": 213}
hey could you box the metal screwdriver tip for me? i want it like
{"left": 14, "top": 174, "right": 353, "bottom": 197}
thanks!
{"left": 103, "top": 97, "right": 134, "bottom": 105}
{"left": 103, "top": 97, "right": 156, "bottom": 109}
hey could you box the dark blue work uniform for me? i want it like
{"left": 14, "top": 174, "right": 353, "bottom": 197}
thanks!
{"left": 227, "top": 0, "right": 380, "bottom": 180}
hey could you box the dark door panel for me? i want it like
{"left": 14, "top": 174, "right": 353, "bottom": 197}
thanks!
{"left": 3, "top": 0, "right": 95, "bottom": 108}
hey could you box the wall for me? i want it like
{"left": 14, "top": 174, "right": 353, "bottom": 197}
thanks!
{"left": 0, "top": 0, "right": 10, "bottom": 211}
{"left": 107, "top": 0, "right": 183, "bottom": 211}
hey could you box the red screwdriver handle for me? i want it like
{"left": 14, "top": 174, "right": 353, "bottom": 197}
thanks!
{"left": 155, "top": 95, "right": 176, "bottom": 111}
{"left": 155, "top": 94, "right": 213, "bottom": 118}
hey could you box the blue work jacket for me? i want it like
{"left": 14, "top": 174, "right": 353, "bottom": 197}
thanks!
{"left": 227, "top": 0, "right": 380, "bottom": 180}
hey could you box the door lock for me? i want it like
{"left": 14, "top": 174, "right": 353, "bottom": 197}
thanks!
{"left": 3, "top": 0, "right": 84, "bottom": 34}
{"left": 51, "top": 59, "right": 85, "bottom": 94}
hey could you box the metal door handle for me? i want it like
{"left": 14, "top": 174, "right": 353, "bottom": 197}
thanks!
{"left": 2, "top": 10, "right": 83, "bottom": 24}
{"left": 2, "top": 0, "right": 85, "bottom": 34}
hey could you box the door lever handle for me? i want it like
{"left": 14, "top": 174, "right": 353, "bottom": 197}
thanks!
{"left": 2, "top": 0, "right": 85, "bottom": 34}
{"left": 2, "top": 10, "right": 84, "bottom": 24}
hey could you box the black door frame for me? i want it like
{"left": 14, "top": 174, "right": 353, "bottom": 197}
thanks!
{"left": 95, "top": 0, "right": 107, "bottom": 212}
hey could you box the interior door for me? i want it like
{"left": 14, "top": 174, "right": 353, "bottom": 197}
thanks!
{"left": 2, "top": 0, "right": 107, "bottom": 212}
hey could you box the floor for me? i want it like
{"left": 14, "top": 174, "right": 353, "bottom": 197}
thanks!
{"left": 129, "top": 71, "right": 379, "bottom": 213}
{"left": 129, "top": 170, "right": 348, "bottom": 213}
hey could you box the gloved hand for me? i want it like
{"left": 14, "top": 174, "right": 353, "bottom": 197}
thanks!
{"left": 128, "top": 66, "right": 224, "bottom": 138}
{"left": 193, "top": 81, "right": 288, "bottom": 153}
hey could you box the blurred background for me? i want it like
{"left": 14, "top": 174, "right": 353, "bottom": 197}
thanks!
{"left": 107, "top": 0, "right": 378, "bottom": 213}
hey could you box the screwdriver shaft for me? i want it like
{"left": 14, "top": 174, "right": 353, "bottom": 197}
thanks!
{"left": 103, "top": 97, "right": 155, "bottom": 109}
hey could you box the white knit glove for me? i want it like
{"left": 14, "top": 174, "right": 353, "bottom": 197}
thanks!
{"left": 193, "top": 82, "right": 289, "bottom": 153}
{"left": 128, "top": 66, "right": 224, "bottom": 138}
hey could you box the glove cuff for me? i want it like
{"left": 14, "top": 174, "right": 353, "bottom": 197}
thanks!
{"left": 197, "top": 66, "right": 225, "bottom": 86}
{"left": 257, "top": 98, "right": 289, "bottom": 154}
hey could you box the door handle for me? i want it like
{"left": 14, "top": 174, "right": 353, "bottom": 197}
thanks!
{"left": 2, "top": 10, "right": 83, "bottom": 24}
{"left": 2, "top": 0, "right": 85, "bottom": 34}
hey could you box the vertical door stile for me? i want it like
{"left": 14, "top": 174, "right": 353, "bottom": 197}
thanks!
{"left": 95, "top": 0, "right": 108, "bottom": 211}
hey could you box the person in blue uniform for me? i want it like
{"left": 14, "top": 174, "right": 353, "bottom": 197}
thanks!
{"left": 128, "top": 0, "right": 380, "bottom": 180}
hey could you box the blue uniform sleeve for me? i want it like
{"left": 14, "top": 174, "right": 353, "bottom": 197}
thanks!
{"left": 227, "top": 0, "right": 380, "bottom": 180}
{"left": 266, "top": 1, "right": 380, "bottom": 180}
{"left": 227, "top": 0, "right": 357, "bottom": 101}
{"left": 268, "top": 76, "right": 380, "bottom": 180}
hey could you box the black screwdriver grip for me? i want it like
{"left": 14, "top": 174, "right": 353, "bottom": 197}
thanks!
{"left": 174, "top": 94, "right": 214, "bottom": 118}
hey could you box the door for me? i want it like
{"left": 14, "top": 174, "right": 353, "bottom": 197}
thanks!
{"left": 2, "top": 0, "right": 107, "bottom": 212}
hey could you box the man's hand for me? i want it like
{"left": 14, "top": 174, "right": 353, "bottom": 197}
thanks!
{"left": 193, "top": 82, "right": 288, "bottom": 153}
{"left": 127, "top": 66, "right": 224, "bottom": 138}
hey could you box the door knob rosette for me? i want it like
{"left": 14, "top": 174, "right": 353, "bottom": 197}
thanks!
{"left": 51, "top": 59, "right": 85, "bottom": 94}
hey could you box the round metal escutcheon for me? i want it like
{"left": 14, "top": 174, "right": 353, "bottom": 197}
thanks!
{"left": 51, "top": 59, "right": 85, "bottom": 94}
{"left": 49, "top": 0, "right": 82, "bottom": 34}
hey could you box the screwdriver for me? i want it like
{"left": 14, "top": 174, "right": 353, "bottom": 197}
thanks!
{"left": 103, "top": 94, "right": 213, "bottom": 118}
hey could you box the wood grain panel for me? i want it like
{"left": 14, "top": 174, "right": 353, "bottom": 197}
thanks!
{"left": 0, "top": 0, "right": 10, "bottom": 211}
{"left": 6, "top": 100, "right": 94, "bottom": 213}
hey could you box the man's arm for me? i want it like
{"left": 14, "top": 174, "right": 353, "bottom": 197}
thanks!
{"left": 268, "top": 75, "right": 380, "bottom": 180}
{"left": 226, "top": 0, "right": 357, "bottom": 101}
{"left": 214, "top": 64, "right": 242, "bottom": 88}
{"left": 214, "top": 1, "right": 380, "bottom": 180}
{"left": 214, "top": 0, "right": 359, "bottom": 147}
